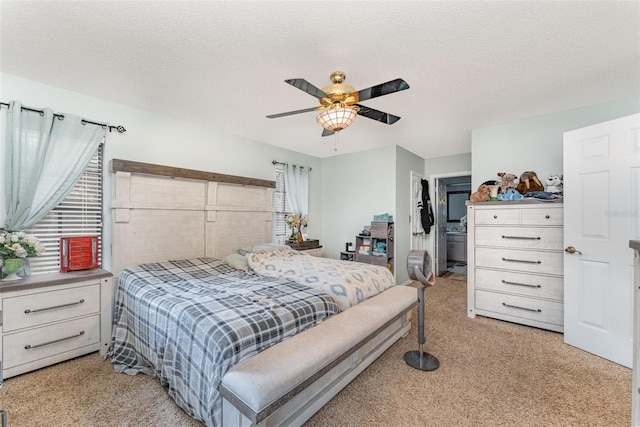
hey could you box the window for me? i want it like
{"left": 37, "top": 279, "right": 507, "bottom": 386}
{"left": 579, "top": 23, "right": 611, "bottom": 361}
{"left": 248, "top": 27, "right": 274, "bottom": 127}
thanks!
{"left": 274, "top": 163, "right": 292, "bottom": 242}
{"left": 25, "top": 144, "right": 104, "bottom": 274}
{"left": 446, "top": 190, "right": 470, "bottom": 222}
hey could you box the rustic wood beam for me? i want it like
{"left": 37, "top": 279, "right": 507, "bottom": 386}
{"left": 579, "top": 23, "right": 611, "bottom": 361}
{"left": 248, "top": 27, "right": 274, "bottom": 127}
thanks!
{"left": 110, "top": 159, "right": 275, "bottom": 188}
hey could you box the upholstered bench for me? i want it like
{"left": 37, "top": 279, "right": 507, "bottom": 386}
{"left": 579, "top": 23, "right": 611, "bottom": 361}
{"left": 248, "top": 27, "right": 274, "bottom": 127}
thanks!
{"left": 220, "top": 285, "right": 417, "bottom": 426}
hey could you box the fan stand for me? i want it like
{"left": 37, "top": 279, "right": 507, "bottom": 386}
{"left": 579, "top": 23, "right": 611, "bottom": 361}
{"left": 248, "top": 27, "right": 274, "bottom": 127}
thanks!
{"left": 403, "top": 265, "right": 439, "bottom": 371}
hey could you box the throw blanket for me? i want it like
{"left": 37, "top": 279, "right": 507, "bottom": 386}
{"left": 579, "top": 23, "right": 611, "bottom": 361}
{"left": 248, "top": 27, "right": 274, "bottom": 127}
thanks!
{"left": 109, "top": 257, "right": 339, "bottom": 427}
{"left": 247, "top": 246, "right": 396, "bottom": 310}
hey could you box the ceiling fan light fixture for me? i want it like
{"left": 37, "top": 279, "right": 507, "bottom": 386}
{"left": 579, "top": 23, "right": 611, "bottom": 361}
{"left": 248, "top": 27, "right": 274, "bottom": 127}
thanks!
{"left": 316, "top": 107, "right": 357, "bottom": 132}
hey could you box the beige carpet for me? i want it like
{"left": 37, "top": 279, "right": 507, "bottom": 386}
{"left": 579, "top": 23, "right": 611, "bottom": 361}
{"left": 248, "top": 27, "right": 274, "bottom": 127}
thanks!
{"left": 0, "top": 277, "right": 631, "bottom": 427}
{"left": 441, "top": 271, "right": 467, "bottom": 282}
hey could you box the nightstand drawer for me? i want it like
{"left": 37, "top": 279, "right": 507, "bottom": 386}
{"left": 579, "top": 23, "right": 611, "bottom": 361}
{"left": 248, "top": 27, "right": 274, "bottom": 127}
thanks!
{"left": 475, "top": 268, "right": 563, "bottom": 300}
{"left": 3, "top": 314, "right": 100, "bottom": 370}
{"left": 2, "top": 282, "right": 101, "bottom": 332}
{"left": 474, "top": 226, "right": 563, "bottom": 250}
{"left": 475, "top": 290, "right": 563, "bottom": 326}
{"left": 475, "top": 247, "right": 563, "bottom": 276}
{"left": 299, "top": 247, "right": 322, "bottom": 257}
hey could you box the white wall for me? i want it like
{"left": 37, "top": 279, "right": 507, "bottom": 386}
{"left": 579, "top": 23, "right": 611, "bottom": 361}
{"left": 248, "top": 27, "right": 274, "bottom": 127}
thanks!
{"left": 424, "top": 153, "right": 472, "bottom": 269}
{"left": 426, "top": 153, "right": 472, "bottom": 177}
{"left": 395, "top": 146, "right": 426, "bottom": 284}
{"left": 471, "top": 98, "right": 640, "bottom": 189}
{"left": 320, "top": 146, "right": 396, "bottom": 264}
{"left": 0, "top": 73, "right": 324, "bottom": 271}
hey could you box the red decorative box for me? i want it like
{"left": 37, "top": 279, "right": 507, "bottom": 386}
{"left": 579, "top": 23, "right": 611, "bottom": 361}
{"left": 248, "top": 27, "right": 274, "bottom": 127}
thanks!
{"left": 60, "top": 236, "right": 100, "bottom": 272}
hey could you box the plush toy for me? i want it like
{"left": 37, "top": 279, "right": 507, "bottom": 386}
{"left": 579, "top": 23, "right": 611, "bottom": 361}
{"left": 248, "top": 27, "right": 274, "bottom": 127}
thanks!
{"left": 496, "top": 172, "right": 518, "bottom": 194}
{"left": 481, "top": 180, "right": 499, "bottom": 199}
{"left": 469, "top": 184, "right": 491, "bottom": 202}
{"left": 498, "top": 188, "right": 524, "bottom": 201}
{"left": 516, "top": 171, "right": 544, "bottom": 195}
{"left": 545, "top": 174, "right": 564, "bottom": 193}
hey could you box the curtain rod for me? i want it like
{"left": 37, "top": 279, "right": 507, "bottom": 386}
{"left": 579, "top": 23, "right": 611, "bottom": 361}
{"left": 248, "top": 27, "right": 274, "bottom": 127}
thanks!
{"left": 272, "top": 160, "right": 312, "bottom": 171}
{"left": 0, "top": 101, "right": 126, "bottom": 134}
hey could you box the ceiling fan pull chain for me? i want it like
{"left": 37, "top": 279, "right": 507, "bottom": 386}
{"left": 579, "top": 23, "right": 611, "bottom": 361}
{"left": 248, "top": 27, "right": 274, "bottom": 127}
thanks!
{"left": 334, "top": 132, "right": 339, "bottom": 151}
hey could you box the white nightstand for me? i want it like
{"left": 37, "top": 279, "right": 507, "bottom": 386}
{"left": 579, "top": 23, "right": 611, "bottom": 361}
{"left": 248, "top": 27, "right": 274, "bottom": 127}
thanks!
{"left": 0, "top": 269, "right": 112, "bottom": 384}
{"left": 298, "top": 247, "right": 322, "bottom": 257}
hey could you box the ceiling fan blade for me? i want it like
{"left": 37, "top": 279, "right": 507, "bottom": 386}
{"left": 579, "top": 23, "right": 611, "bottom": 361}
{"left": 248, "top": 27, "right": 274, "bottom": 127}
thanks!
{"left": 355, "top": 104, "right": 401, "bottom": 125}
{"left": 285, "top": 79, "right": 328, "bottom": 99}
{"left": 266, "top": 106, "right": 319, "bottom": 119}
{"left": 322, "top": 128, "right": 335, "bottom": 137}
{"left": 357, "top": 78, "right": 410, "bottom": 102}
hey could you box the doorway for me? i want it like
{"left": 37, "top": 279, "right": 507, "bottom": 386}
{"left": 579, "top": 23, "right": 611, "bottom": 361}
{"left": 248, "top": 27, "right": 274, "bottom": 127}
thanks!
{"left": 433, "top": 174, "right": 472, "bottom": 277}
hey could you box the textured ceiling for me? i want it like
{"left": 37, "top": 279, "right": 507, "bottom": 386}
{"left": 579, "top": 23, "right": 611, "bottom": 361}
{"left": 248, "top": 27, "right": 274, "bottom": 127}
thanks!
{"left": 1, "top": 1, "right": 639, "bottom": 159}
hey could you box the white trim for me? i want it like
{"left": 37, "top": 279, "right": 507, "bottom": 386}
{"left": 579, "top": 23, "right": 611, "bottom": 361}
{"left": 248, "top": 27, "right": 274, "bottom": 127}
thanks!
{"left": 410, "top": 170, "right": 426, "bottom": 251}
{"left": 429, "top": 170, "right": 472, "bottom": 276}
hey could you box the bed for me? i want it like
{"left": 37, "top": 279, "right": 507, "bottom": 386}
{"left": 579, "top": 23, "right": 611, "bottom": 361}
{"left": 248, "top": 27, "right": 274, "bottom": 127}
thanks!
{"left": 108, "top": 160, "right": 417, "bottom": 426}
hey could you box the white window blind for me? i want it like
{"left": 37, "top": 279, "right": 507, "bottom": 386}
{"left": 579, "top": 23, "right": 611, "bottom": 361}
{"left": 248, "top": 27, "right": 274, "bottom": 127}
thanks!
{"left": 25, "top": 144, "right": 103, "bottom": 274}
{"left": 274, "top": 164, "right": 292, "bottom": 241}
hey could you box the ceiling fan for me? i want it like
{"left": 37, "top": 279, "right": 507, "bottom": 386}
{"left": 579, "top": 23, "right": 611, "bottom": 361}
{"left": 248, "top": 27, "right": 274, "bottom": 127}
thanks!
{"left": 266, "top": 71, "right": 410, "bottom": 136}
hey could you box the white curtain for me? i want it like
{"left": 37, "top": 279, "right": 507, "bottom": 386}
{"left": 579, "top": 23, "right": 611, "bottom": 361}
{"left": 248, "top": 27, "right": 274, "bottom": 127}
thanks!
{"left": 284, "top": 163, "right": 309, "bottom": 216}
{"left": 3, "top": 101, "right": 106, "bottom": 231}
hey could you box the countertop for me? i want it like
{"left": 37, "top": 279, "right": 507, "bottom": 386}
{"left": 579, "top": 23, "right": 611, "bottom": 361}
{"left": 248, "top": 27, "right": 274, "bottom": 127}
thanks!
{"left": 466, "top": 198, "right": 563, "bottom": 206}
{"left": 0, "top": 268, "right": 112, "bottom": 292}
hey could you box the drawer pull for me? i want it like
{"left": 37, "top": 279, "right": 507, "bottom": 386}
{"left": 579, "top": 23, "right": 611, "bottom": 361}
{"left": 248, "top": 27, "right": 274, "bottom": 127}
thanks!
{"left": 24, "top": 330, "right": 85, "bottom": 350}
{"left": 24, "top": 299, "right": 85, "bottom": 314}
{"left": 501, "top": 235, "right": 541, "bottom": 240}
{"left": 502, "top": 302, "right": 541, "bottom": 313}
{"left": 501, "top": 258, "right": 541, "bottom": 264}
{"left": 502, "top": 280, "right": 541, "bottom": 288}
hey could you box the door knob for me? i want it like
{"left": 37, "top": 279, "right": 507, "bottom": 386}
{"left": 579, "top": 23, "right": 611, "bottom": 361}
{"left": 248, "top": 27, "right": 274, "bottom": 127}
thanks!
{"left": 564, "top": 246, "right": 583, "bottom": 255}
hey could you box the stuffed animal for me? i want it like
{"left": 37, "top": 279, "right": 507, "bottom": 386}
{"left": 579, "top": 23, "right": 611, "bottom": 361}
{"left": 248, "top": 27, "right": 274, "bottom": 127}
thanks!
{"left": 516, "top": 171, "right": 544, "bottom": 195}
{"left": 469, "top": 184, "right": 491, "bottom": 202}
{"left": 545, "top": 174, "right": 564, "bottom": 193}
{"left": 496, "top": 172, "right": 518, "bottom": 194}
{"left": 497, "top": 188, "right": 524, "bottom": 201}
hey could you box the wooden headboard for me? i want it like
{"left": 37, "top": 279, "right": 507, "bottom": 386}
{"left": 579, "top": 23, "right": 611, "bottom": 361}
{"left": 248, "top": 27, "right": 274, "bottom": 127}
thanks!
{"left": 110, "top": 159, "right": 275, "bottom": 277}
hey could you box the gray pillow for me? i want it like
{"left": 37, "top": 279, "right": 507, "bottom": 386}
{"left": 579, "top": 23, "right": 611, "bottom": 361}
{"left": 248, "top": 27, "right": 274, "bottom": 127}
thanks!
{"left": 224, "top": 253, "right": 250, "bottom": 271}
{"left": 251, "top": 243, "right": 290, "bottom": 252}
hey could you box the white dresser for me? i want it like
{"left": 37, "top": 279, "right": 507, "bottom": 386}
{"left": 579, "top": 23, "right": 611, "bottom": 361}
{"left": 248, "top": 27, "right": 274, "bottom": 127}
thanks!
{"left": 0, "top": 269, "right": 112, "bottom": 384}
{"left": 467, "top": 200, "right": 564, "bottom": 332}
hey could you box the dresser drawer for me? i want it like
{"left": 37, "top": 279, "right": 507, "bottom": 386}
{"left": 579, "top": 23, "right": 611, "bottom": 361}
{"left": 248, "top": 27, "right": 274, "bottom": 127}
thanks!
{"left": 475, "top": 290, "right": 563, "bottom": 326}
{"left": 3, "top": 314, "right": 100, "bottom": 370}
{"left": 2, "top": 282, "right": 101, "bottom": 332}
{"left": 475, "top": 247, "right": 563, "bottom": 276}
{"left": 521, "top": 208, "right": 563, "bottom": 226}
{"left": 474, "top": 226, "right": 563, "bottom": 250}
{"left": 474, "top": 209, "right": 520, "bottom": 225}
{"left": 474, "top": 268, "right": 563, "bottom": 300}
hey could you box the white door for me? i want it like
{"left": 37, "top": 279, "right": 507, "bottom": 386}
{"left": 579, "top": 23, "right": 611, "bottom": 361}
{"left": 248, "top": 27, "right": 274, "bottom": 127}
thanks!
{"left": 410, "top": 171, "right": 426, "bottom": 250}
{"left": 435, "top": 178, "right": 448, "bottom": 276}
{"left": 563, "top": 113, "right": 640, "bottom": 368}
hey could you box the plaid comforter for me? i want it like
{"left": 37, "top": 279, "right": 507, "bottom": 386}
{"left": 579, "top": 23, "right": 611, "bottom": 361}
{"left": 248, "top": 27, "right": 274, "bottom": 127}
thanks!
{"left": 109, "top": 258, "right": 340, "bottom": 427}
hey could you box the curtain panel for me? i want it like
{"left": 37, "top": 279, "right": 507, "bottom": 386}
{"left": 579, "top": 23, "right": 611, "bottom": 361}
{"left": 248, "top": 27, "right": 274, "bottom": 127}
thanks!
{"left": 3, "top": 101, "right": 106, "bottom": 231}
{"left": 284, "top": 163, "right": 309, "bottom": 216}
